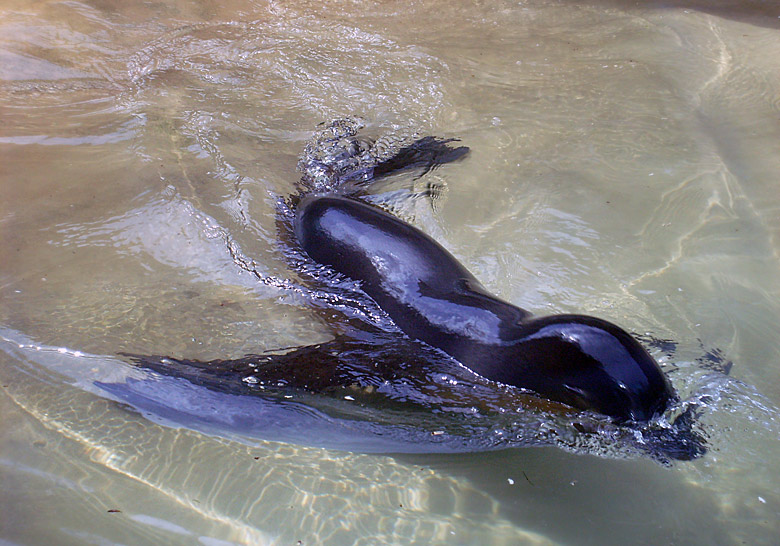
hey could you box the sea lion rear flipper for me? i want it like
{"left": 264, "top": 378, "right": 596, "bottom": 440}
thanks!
{"left": 371, "top": 136, "right": 470, "bottom": 180}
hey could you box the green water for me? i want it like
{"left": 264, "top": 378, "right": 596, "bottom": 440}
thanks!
{"left": 2, "top": 0, "right": 779, "bottom": 544}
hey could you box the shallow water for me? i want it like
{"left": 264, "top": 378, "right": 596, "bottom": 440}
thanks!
{"left": 2, "top": 0, "right": 780, "bottom": 544}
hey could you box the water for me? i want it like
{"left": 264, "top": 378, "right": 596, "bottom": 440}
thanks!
{"left": 2, "top": 0, "right": 779, "bottom": 544}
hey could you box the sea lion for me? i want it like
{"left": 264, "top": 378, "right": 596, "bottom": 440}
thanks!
{"left": 118, "top": 121, "right": 703, "bottom": 459}
{"left": 294, "top": 194, "right": 674, "bottom": 422}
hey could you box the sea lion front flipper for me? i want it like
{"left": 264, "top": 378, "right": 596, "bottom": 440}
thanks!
{"left": 119, "top": 332, "right": 445, "bottom": 399}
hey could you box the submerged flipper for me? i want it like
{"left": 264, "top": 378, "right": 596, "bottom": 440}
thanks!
{"left": 371, "top": 136, "right": 470, "bottom": 180}
{"left": 121, "top": 332, "right": 460, "bottom": 403}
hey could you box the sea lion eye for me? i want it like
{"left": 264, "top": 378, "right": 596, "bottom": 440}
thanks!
{"left": 562, "top": 384, "right": 590, "bottom": 406}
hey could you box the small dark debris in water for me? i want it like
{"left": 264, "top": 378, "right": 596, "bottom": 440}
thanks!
{"left": 696, "top": 343, "right": 733, "bottom": 375}
{"left": 254, "top": 456, "right": 260, "bottom": 460}
{"left": 636, "top": 334, "right": 678, "bottom": 355}
{"left": 522, "top": 471, "right": 534, "bottom": 486}
{"left": 399, "top": 504, "right": 403, "bottom": 508}
{"left": 107, "top": 509, "right": 121, "bottom": 513}
{"left": 633, "top": 333, "right": 733, "bottom": 377}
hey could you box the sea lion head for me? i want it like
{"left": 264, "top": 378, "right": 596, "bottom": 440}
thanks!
{"left": 510, "top": 315, "right": 674, "bottom": 422}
